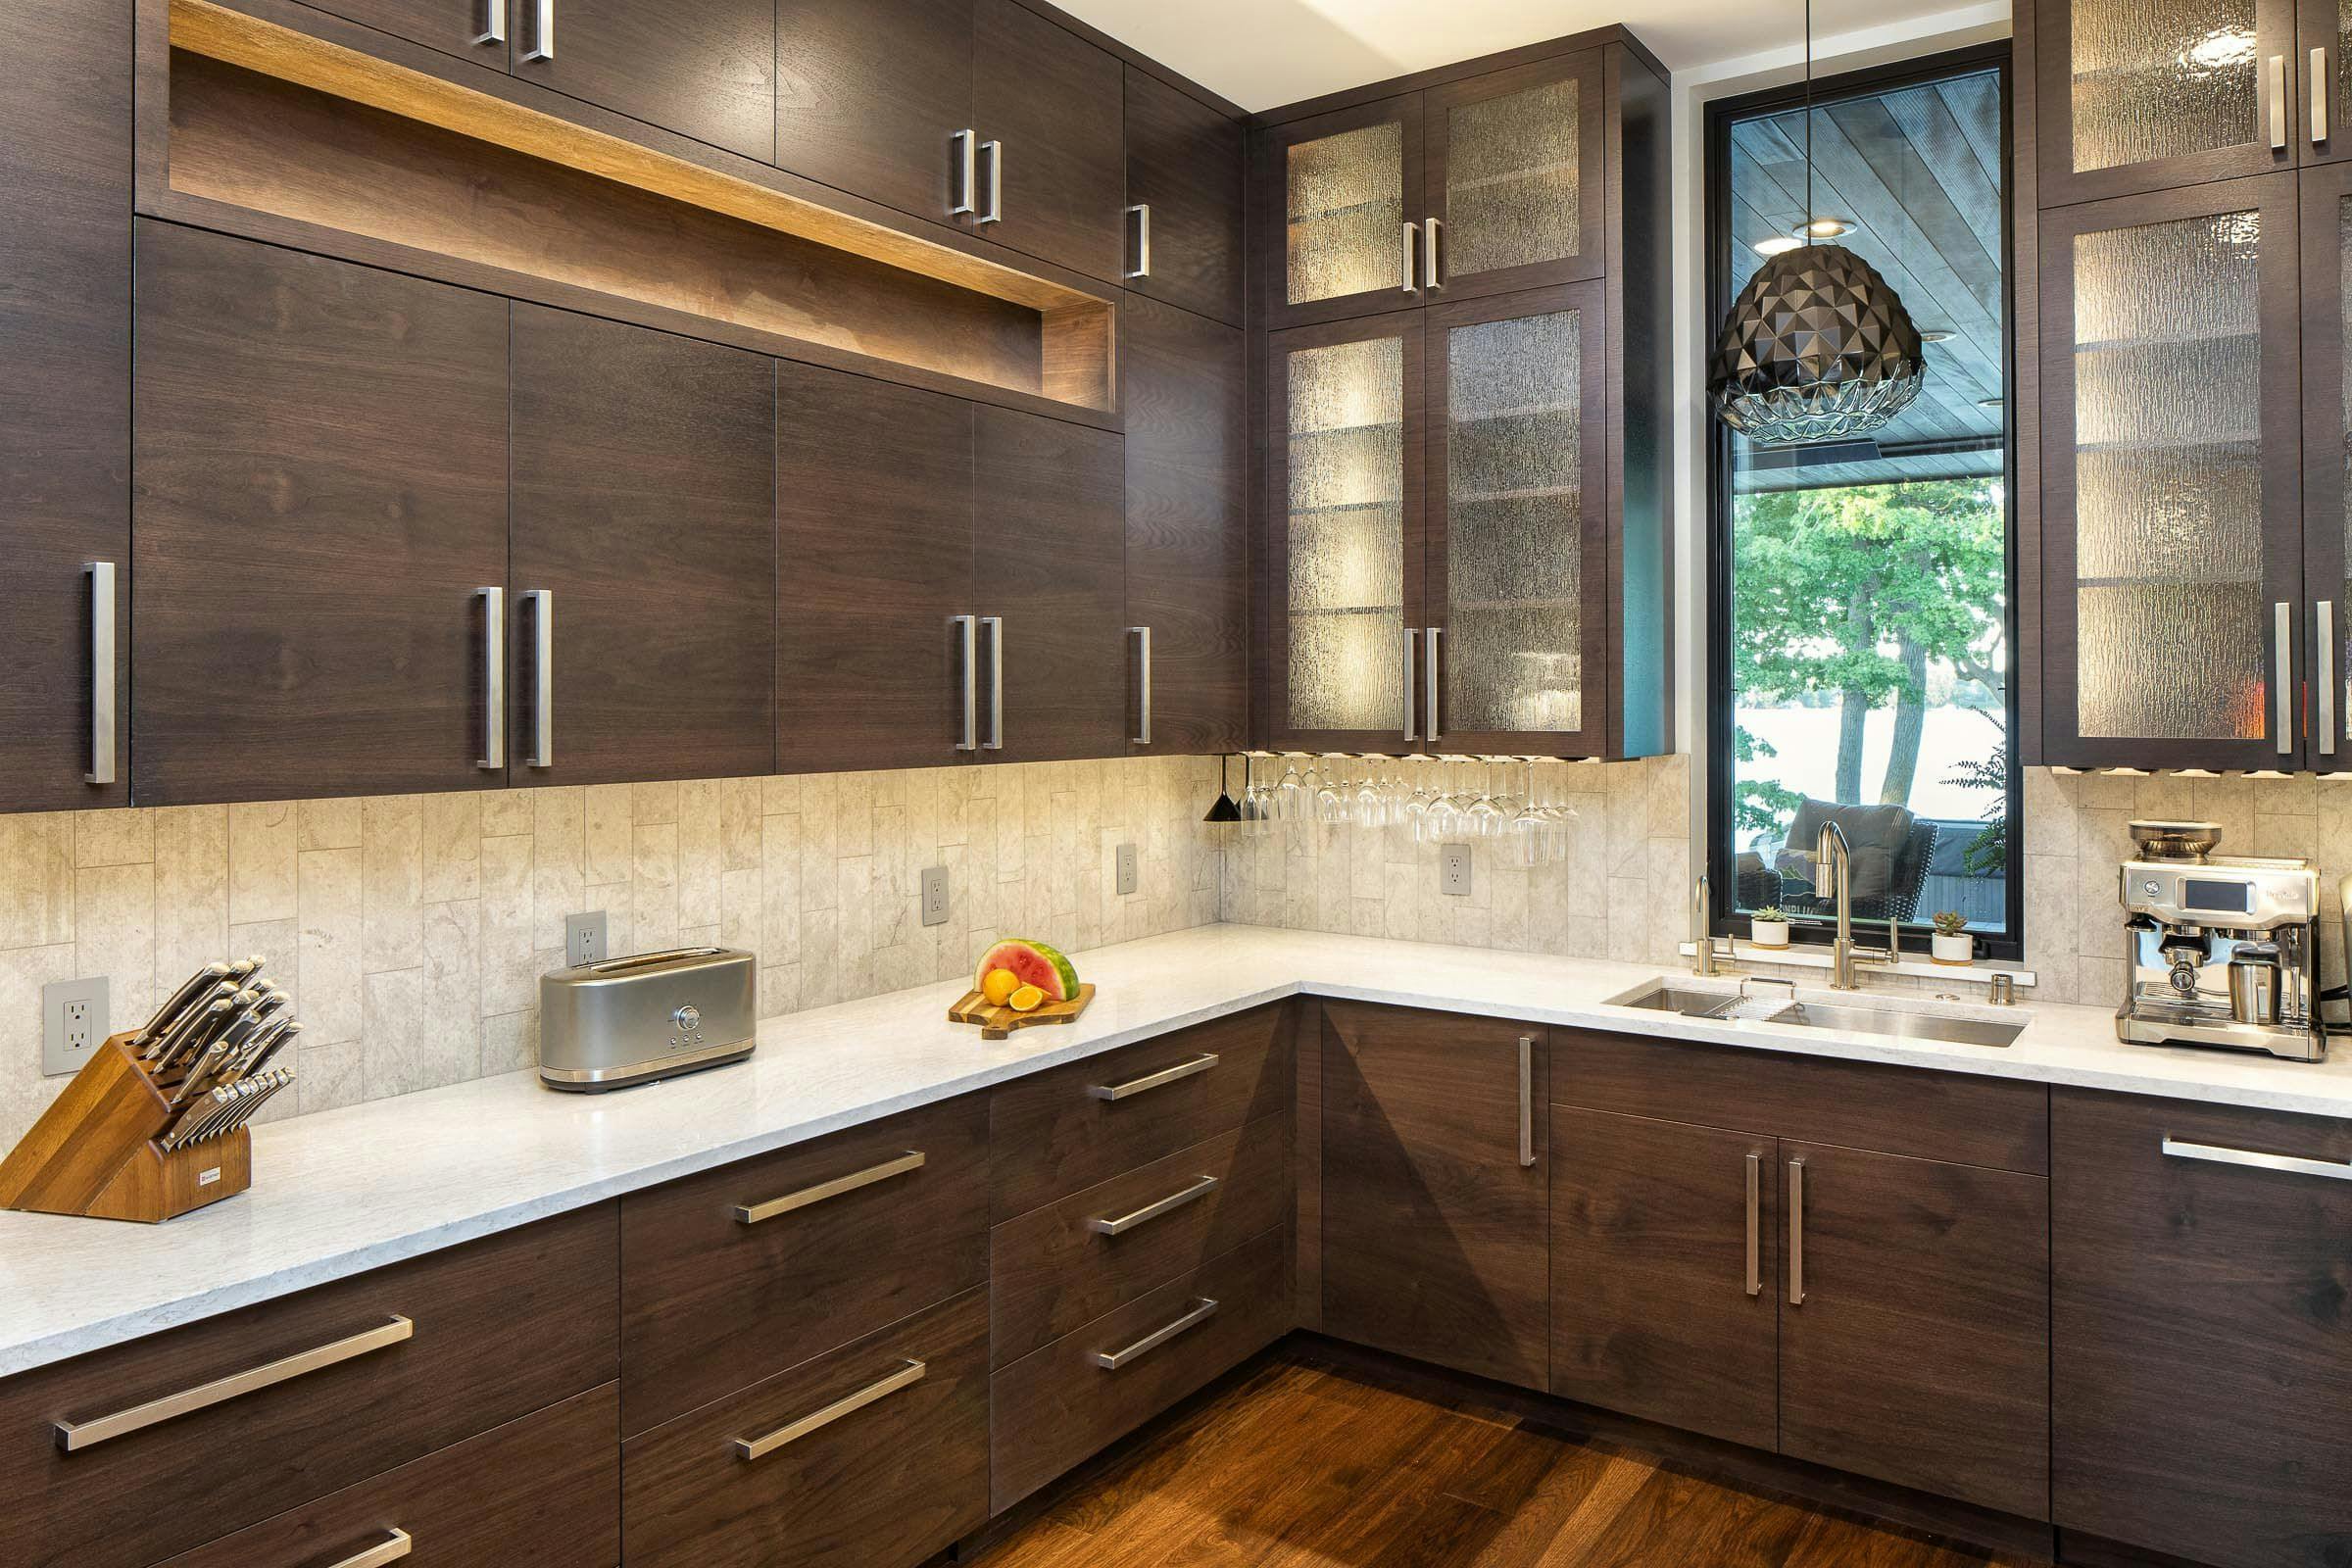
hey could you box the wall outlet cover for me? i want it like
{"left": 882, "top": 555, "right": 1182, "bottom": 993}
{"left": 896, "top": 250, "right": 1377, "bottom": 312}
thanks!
{"left": 565, "top": 910, "right": 610, "bottom": 967}
{"left": 1115, "top": 842, "right": 1140, "bottom": 898}
{"left": 1442, "top": 845, "right": 1473, "bottom": 897}
{"left": 42, "top": 975, "right": 110, "bottom": 1077}
{"left": 920, "top": 865, "right": 951, "bottom": 927}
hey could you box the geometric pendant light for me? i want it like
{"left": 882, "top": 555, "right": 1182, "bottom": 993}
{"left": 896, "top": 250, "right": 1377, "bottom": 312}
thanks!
{"left": 1706, "top": 0, "right": 1926, "bottom": 444}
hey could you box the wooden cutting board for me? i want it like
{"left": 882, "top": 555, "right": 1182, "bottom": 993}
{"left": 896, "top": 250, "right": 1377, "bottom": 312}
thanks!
{"left": 948, "top": 983, "right": 1096, "bottom": 1040}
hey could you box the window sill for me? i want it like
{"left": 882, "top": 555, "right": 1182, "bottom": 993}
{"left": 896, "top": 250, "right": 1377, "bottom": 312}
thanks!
{"left": 1679, "top": 942, "right": 2036, "bottom": 991}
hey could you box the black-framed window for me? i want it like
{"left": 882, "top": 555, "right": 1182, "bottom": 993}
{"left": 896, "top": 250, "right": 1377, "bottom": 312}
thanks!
{"left": 1704, "top": 43, "right": 2022, "bottom": 960}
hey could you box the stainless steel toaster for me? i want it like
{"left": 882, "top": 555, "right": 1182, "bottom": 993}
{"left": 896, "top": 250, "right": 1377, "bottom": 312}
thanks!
{"left": 538, "top": 947, "right": 757, "bottom": 1091}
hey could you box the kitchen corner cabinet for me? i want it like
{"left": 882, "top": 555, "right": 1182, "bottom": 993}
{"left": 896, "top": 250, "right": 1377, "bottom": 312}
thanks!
{"left": 971, "top": 0, "right": 1127, "bottom": 282}
{"left": 131, "top": 222, "right": 512, "bottom": 806}
{"left": 0, "top": 0, "right": 130, "bottom": 813}
{"left": 508, "top": 306, "right": 776, "bottom": 785}
{"left": 1319, "top": 1003, "right": 1550, "bottom": 1390}
{"left": 1124, "top": 67, "right": 1247, "bottom": 325}
{"left": 2053, "top": 1090, "right": 2352, "bottom": 1568}
{"left": 511, "top": 0, "right": 778, "bottom": 164}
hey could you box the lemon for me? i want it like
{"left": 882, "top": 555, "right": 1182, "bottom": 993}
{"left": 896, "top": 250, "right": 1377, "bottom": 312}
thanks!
{"left": 1007, "top": 984, "right": 1047, "bottom": 1012}
{"left": 981, "top": 967, "right": 1022, "bottom": 1006}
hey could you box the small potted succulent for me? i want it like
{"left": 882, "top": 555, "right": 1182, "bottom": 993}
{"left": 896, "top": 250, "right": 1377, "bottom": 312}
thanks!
{"left": 1929, "top": 909, "right": 1974, "bottom": 966}
{"left": 1748, "top": 906, "right": 1791, "bottom": 950}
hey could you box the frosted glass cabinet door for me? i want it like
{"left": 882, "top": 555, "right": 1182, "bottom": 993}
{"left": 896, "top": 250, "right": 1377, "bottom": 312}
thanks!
{"left": 1424, "top": 53, "right": 1604, "bottom": 299}
{"left": 2035, "top": 0, "right": 2295, "bottom": 203}
{"left": 2299, "top": 166, "right": 2352, "bottom": 768}
{"left": 2300, "top": 0, "right": 2352, "bottom": 164}
{"left": 2037, "top": 175, "right": 2306, "bottom": 769}
{"left": 1424, "top": 284, "right": 1607, "bottom": 756}
{"left": 1260, "top": 96, "right": 1425, "bottom": 328}
{"left": 1266, "top": 312, "right": 1425, "bottom": 748}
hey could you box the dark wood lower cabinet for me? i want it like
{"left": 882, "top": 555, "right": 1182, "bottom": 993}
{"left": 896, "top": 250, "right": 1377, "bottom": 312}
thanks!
{"left": 2054, "top": 1090, "right": 2352, "bottom": 1568}
{"left": 1319, "top": 1003, "right": 1549, "bottom": 1390}
{"left": 131, "top": 221, "right": 512, "bottom": 806}
{"left": 1778, "top": 1141, "right": 2050, "bottom": 1522}
{"left": 1549, "top": 1105, "right": 1778, "bottom": 1452}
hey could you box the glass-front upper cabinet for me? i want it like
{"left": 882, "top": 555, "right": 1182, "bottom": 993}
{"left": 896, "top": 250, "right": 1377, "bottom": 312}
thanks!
{"left": 2301, "top": 164, "right": 2352, "bottom": 766}
{"left": 1425, "top": 55, "right": 1604, "bottom": 300}
{"left": 2037, "top": 0, "right": 2297, "bottom": 202}
{"left": 2303, "top": 0, "right": 2352, "bottom": 163}
{"left": 1423, "top": 285, "right": 1607, "bottom": 755}
{"left": 1266, "top": 312, "right": 1426, "bottom": 750}
{"left": 2038, "top": 175, "right": 2308, "bottom": 768}
{"left": 1263, "top": 99, "right": 1427, "bottom": 329}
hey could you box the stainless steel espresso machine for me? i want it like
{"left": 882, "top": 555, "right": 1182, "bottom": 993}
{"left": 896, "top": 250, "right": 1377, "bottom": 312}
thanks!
{"left": 2116, "top": 820, "right": 2327, "bottom": 1060}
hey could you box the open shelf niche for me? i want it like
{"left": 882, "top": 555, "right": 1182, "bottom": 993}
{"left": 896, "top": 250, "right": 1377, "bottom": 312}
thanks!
{"left": 155, "top": 0, "right": 1116, "bottom": 416}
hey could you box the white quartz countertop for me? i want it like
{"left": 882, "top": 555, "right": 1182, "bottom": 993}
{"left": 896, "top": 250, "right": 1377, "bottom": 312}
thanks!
{"left": 8, "top": 921, "right": 2352, "bottom": 1377}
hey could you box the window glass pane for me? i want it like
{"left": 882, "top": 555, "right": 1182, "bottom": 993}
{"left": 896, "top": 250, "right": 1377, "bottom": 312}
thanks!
{"left": 1716, "top": 64, "right": 2015, "bottom": 939}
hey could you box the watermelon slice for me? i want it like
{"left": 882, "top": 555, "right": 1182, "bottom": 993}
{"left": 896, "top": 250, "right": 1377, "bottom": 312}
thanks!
{"left": 975, "top": 938, "right": 1079, "bottom": 1004}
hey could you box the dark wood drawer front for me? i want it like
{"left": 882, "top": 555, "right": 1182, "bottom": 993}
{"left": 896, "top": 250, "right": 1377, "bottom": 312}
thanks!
{"left": 622, "top": 1287, "right": 989, "bottom": 1568}
{"left": 990, "top": 1224, "right": 1290, "bottom": 1514}
{"left": 0, "top": 1204, "right": 617, "bottom": 1568}
{"left": 619, "top": 1095, "right": 988, "bottom": 1436}
{"left": 157, "top": 1384, "right": 619, "bottom": 1567}
{"left": 992, "top": 1113, "right": 1289, "bottom": 1367}
{"left": 1551, "top": 1026, "right": 2050, "bottom": 1174}
{"left": 990, "top": 1004, "right": 1294, "bottom": 1220}
{"left": 2054, "top": 1090, "right": 2352, "bottom": 1568}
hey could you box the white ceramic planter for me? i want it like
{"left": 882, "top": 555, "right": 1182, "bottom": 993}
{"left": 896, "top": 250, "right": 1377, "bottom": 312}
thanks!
{"left": 1931, "top": 931, "right": 1974, "bottom": 966}
{"left": 1750, "top": 919, "right": 1791, "bottom": 950}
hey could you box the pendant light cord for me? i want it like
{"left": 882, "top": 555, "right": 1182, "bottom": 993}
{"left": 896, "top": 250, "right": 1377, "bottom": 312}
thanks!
{"left": 1803, "top": 0, "right": 1814, "bottom": 234}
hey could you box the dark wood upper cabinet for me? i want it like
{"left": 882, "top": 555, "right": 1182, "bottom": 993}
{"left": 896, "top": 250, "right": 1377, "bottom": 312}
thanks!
{"left": 0, "top": 0, "right": 129, "bottom": 812}
{"left": 2301, "top": 161, "right": 2352, "bottom": 768}
{"left": 1123, "top": 66, "right": 1244, "bottom": 326}
{"left": 2301, "top": 1, "right": 2352, "bottom": 166}
{"left": 1550, "top": 1105, "right": 1779, "bottom": 1453}
{"left": 508, "top": 306, "right": 775, "bottom": 785}
{"left": 977, "top": 405, "right": 1127, "bottom": 762}
{"left": 513, "top": 0, "right": 777, "bottom": 162}
{"left": 131, "top": 223, "right": 512, "bottom": 806}
{"left": 1121, "top": 293, "right": 1247, "bottom": 756}
{"left": 2053, "top": 1089, "right": 2352, "bottom": 1568}
{"left": 2032, "top": 0, "right": 2297, "bottom": 204}
{"left": 1424, "top": 52, "right": 1604, "bottom": 299}
{"left": 2034, "top": 174, "right": 2308, "bottom": 770}
{"left": 1256, "top": 95, "right": 1428, "bottom": 331}
{"left": 775, "top": 363, "right": 977, "bottom": 772}
{"left": 1319, "top": 1003, "right": 1549, "bottom": 1391}
{"left": 306, "top": 0, "right": 514, "bottom": 70}
{"left": 1777, "top": 1141, "right": 2051, "bottom": 1522}
{"left": 972, "top": 0, "right": 1128, "bottom": 282}
{"left": 774, "top": 0, "right": 974, "bottom": 223}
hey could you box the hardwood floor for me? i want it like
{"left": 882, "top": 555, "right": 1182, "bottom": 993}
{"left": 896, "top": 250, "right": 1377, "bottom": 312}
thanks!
{"left": 966, "top": 1349, "right": 2048, "bottom": 1568}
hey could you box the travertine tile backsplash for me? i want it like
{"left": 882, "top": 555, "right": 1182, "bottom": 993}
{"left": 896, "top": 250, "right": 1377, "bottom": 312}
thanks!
{"left": 0, "top": 757, "right": 1224, "bottom": 1147}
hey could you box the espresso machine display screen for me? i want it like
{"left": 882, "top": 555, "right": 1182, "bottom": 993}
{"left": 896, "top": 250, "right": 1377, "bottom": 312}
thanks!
{"left": 2180, "top": 879, "right": 2252, "bottom": 915}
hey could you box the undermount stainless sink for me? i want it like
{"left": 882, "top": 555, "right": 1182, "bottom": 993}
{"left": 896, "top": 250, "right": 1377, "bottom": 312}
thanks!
{"left": 1615, "top": 984, "right": 2027, "bottom": 1049}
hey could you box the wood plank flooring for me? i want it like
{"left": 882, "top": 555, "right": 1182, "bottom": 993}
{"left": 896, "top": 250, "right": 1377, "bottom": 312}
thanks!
{"left": 968, "top": 1350, "right": 2049, "bottom": 1568}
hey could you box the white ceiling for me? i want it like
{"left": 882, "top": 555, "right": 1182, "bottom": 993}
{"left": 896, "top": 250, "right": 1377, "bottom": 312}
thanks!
{"left": 1054, "top": 0, "right": 1976, "bottom": 110}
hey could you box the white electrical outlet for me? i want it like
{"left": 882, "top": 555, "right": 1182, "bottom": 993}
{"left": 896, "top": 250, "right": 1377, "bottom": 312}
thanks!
{"left": 42, "top": 976, "right": 110, "bottom": 1076}
{"left": 565, "top": 910, "right": 610, "bottom": 967}
{"left": 921, "top": 866, "right": 951, "bottom": 927}
{"left": 1115, "top": 842, "right": 1139, "bottom": 897}
{"left": 1441, "top": 845, "right": 1473, "bottom": 897}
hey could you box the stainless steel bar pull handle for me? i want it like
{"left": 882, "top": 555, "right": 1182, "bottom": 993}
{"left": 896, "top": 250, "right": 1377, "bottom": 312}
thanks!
{"left": 2318, "top": 47, "right": 2333, "bottom": 142}
{"left": 1095, "top": 1298, "right": 1217, "bottom": 1370}
{"left": 1126, "top": 203, "right": 1152, "bottom": 278}
{"left": 1516, "top": 1035, "right": 1535, "bottom": 1167}
{"left": 475, "top": 0, "right": 505, "bottom": 45}
{"left": 85, "top": 562, "right": 116, "bottom": 786}
{"left": 735, "top": 1359, "right": 925, "bottom": 1460}
{"left": 1743, "top": 1152, "right": 1762, "bottom": 1297}
{"left": 2275, "top": 600, "right": 2293, "bottom": 755}
{"left": 328, "top": 1531, "right": 414, "bottom": 1568}
{"left": 1424, "top": 627, "right": 1443, "bottom": 744}
{"left": 2270, "top": 54, "right": 2289, "bottom": 147}
{"left": 2162, "top": 1134, "right": 2352, "bottom": 1181}
{"left": 982, "top": 615, "right": 1004, "bottom": 750}
{"left": 521, "top": 0, "right": 553, "bottom": 58}
{"left": 955, "top": 614, "right": 979, "bottom": 751}
{"left": 1400, "top": 220, "right": 1419, "bottom": 292}
{"left": 1424, "top": 218, "right": 1442, "bottom": 290}
{"left": 1090, "top": 1052, "right": 1217, "bottom": 1101}
{"left": 2319, "top": 599, "right": 2338, "bottom": 757}
{"left": 55, "top": 1316, "right": 415, "bottom": 1451}
{"left": 477, "top": 587, "right": 506, "bottom": 771}
{"left": 1089, "top": 1174, "right": 1218, "bottom": 1236}
{"left": 1130, "top": 625, "right": 1152, "bottom": 745}
{"left": 951, "top": 129, "right": 977, "bottom": 217}
{"left": 523, "top": 589, "right": 554, "bottom": 768}
{"left": 735, "top": 1151, "right": 925, "bottom": 1224}
{"left": 1787, "top": 1158, "right": 1807, "bottom": 1306}
{"left": 978, "top": 139, "right": 1004, "bottom": 225}
{"left": 1403, "top": 627, "right": 1420, "bottom": 741}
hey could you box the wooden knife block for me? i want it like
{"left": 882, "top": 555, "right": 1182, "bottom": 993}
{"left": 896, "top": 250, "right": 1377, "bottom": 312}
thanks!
{"left": 0, "top": 1034, "right": 252, "bottom": 1223}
